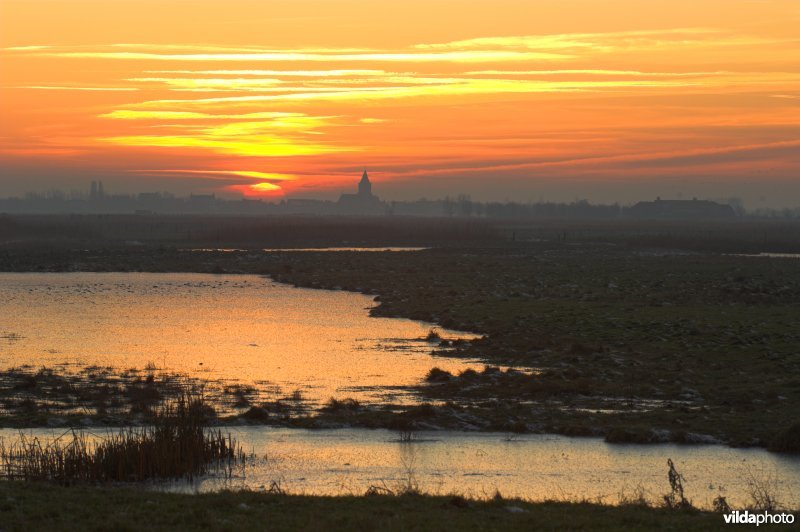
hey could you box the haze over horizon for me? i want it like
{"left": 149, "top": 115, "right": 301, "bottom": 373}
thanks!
{"left": 2, "top": 0, "right": 800, "bottom": 208}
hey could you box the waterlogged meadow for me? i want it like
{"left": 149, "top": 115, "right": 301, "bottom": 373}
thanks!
{"left": 1, "top": 239, "right": 799, "bottom": 525}
{"left": 2, "top": 426, "right": 799, "bottom": 511}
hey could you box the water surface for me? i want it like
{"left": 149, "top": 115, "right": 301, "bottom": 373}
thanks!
{"left": 3, "top": 427, "right": 796, "bottom": 510}
{"left": 193, "top": 428, "right": 800, "bottom": 509}
{"left": 0, "top": 273, "right": 478, "bottom": 405}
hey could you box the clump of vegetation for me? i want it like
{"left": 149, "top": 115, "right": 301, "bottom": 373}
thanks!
{"left": 662, "top": 459, "right": 693, "bottom": 510}
{"left": 0, "top": 394, "right": 244, "bottom": 484}
{"left": 127, "top": 374, "right": 162, "bottom": 414}
{"left": 712, "top": 494, "right": 731, "bottom": 513}
{"left": 767, "top": 422, "right": 800, "bottom": 453}
{"left": 745, "top": 468, "right": 782, "bottom": 512}
{"left": 425, "top": 329, "right": 442, "bottom": 342}
{"left": 397, "top": 454, "right": 420, "bottom": 495}
{"left": 241, "top": 406, "right": 270, "bottom": 422}
{"left": 0, "top": 364, "right": 289, "bottom": 426}
{"left": 386, "top": 403, "right": 438, "bottom": 440}
{"left": 398, "top": 429, "right": 416, "bottom": 443}
{"left": 223, "top": 384, "right": 257, "bottom": 409}
{"left": 425, "top": 367, "right": 452, "bottom": 383}
{"left": 617, "top": 484, "right": 649, "bottom": 508}
{"left": 321, "top": 397, "right": 361, "bottom": 413}
{"left": 458, "top": 368, "right": 479, "bottom": 380}
{"left": 364, "top": 484, "right": 395, "bottom": 496}
{"left": 390, "top": 415, "right": 419, "bottom": 443}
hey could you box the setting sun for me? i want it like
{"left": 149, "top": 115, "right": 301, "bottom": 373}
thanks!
{"left": 2, "top": 1, "right": 799, "bottom": 204}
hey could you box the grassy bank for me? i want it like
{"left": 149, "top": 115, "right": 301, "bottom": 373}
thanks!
{"left": 265, "top": 246, "right": 800, "bottom": 448}
{"left": 0, "top": 481, "right": 741, "bottom": 531}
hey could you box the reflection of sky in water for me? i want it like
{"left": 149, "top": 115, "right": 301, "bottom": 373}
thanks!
{"left": 221, "top": 429, "right": 800, "bottom": 509}
{"left": 0, "top": 273, "right": 480, "bottom": 405}
{"left": 3, "top": 427, "right": 797, "bottom": 510}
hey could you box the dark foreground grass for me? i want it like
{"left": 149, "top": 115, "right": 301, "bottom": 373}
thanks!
{"left": 0, "top": 481, "right": 743, "bottom": 532}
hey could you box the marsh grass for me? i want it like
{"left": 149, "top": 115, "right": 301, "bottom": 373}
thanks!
{"left": 663, "top": 458, "right": 693, "bottom": 510}
{"left": 425, "top": 328, "right": 442, "bottom": 343}
{"left": 744, "top": 467, "right": 782, "bottom": 512}
{"left": 424, "top": 367, "right": 453, "bottom": 383}
{"left": 262, "top": 242, "right": 800, "bottom": 448}
{"left": 768, "top": 422, "right": 800, "bottom": 453}
{"left": 0, "top": 365, "right": 298, "bottom": 426}
{"left": 398, "top": 429, "right": 416, "bottom": 443}
{"left": 397, "top": 452, "right": 421, "bottom": 495}
{"left": 321, "top": 397, "right": 361, "bottom": 413}
{"left": 0, "top": 394, "right": 244, "bottom": 484}
{"left": 617, "top": 483, "right": 650, "bottom": 507}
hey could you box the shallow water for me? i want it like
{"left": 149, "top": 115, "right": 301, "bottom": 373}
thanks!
{"left": 2, "top": 272, "right": 798, "bottom": 509}
{"left": 2, "top": 427, "right": 797, "bottom": 509}
{"left": 211, "top": 429, "right": 800, "bottom": 509}
{"left": 0, "top": 273, "right": 479, "bottom": 405}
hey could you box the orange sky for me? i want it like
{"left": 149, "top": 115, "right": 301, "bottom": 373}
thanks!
{"left": 1, "top": 0, "right": 799, "bottom": 206}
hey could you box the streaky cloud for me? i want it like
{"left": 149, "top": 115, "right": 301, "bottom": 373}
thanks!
{"left": 146, "top": 69, "right": 389, "bottom": 77}
{"left": 11, "top": 85, "right": 139, "bottom": 91}
{"left": 101, "top": 110, "right": 304, "bottom": 120}
{"left": 126, "top": 78, "right": 705, "bottom": 107}
{"left": 44, "top": 50, "right": 570, "bottom": 62}
{"left": 466, "top": 69, "right": 731, "bottom": 77}
{"left": 131, "top": 169, "right": 296, "bottom": 181}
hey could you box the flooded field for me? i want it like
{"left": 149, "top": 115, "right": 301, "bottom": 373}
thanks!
{"left": 0, "top": 273, "right": 479, "bottom": 406}
{"left": 2, "top": 427, "right": 798, "bottom": 510}
{"left": 196, "top": 429, "right": 800, "bottom": 509}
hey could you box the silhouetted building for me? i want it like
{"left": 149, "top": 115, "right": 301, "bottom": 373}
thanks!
{"left": 337, "top": 170, "right": 386, "bottom": 215}
{"left": 627, "top": 197, "right": 736, "bottom": 219}
{"left": 284, "top": 198, "right": 336, "bottom": 215}
{"left": 188, "top": 193, "right": 217, "bottom": 213}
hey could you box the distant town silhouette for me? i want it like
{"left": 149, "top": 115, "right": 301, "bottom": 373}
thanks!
{"left": 2, "top": 170, "right": 796, "bottom": 218}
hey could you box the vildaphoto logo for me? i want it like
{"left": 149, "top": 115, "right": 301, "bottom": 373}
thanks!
{"left": 723, "top": 510, "right": 795, "bottom": 526}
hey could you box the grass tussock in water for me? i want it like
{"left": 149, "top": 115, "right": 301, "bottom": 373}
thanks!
{"left": 0, "top": 364, "right": 309, "bottom": 427}
{"left": 0, "top": 394, "right": 244, "bottom": 484}
{"left": 321, "top": 397, "right": 362, "bottom": 413}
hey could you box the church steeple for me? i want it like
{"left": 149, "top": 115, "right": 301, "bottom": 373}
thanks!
{"left": 358, "top": 169, "right": 372, "bottom": 196}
